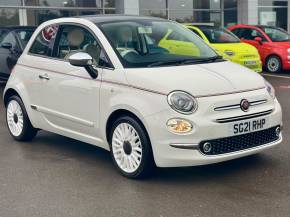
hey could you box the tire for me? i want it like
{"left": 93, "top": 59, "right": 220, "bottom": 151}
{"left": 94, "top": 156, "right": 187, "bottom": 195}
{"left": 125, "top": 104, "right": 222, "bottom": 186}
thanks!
{"left": 266, "top": 55, "right": 282, "bottom": 73}
{"left": 109, "top": 116, "right": 155, "bottom": 179}
{"left": 6, "top": 95, "right": 37, "bottom": 141}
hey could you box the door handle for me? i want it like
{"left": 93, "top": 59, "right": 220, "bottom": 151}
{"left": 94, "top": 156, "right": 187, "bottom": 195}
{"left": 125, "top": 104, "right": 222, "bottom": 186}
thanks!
{"left": 39, "top": 74, "right": 50, "bottom": 80}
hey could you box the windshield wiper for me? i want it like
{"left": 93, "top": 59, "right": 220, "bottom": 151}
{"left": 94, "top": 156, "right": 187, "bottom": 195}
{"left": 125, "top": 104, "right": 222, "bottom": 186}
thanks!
{"left": 147, "top": 56, "right": 223, "bottom": 67}
{"left": 147, "top": 60, "right": 185, "bottom": 67}
{"left": 180, "top": 56, "right": 224, "bottom": 65}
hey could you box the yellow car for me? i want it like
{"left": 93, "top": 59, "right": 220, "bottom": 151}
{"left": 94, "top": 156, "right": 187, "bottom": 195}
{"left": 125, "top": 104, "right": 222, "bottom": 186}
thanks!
{"left": 185, "top": 24, "right": 262, "bottom": 72}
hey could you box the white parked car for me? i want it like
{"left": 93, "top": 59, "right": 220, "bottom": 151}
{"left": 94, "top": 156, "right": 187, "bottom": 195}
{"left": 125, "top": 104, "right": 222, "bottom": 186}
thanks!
{"left": 3, "top": 16, "right": 282, "bottom": 178}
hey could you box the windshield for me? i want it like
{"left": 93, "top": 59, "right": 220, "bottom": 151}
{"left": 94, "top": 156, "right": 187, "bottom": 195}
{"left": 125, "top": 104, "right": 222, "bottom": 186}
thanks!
{"left": 16, "top": 29, "right": 34, "bottom": 47}
{"left": 262, "top": 27, "right": 290, "bottom": 42}
{"left": 199, "top": 26, "right": 240, "bottom": 43}
{"left": 99, "top": 20, "right": 218, "bottom": 68}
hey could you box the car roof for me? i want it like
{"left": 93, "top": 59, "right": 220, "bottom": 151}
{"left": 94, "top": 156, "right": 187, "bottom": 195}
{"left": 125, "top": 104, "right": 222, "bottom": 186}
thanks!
{"left": 79, "top": 14, "right": 165, "bottom": 24}
{"left": 186, "top": 24, "right": 215, "bottom": 28}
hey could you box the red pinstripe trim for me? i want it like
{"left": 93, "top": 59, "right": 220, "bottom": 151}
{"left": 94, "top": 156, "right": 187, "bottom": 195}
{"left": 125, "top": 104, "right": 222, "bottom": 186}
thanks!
{"left": 17, "top": 63, "right": 167, "bottom": 95}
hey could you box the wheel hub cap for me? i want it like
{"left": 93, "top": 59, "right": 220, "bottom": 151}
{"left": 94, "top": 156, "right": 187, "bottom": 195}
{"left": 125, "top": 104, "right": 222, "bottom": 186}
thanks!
{"left": 7, "top": 100, "right": 24, "bottom": 137}
{"left": 123, "top": 140, "right": 132, "bottom": 155}
{"left": 13, "top": 114, "right": 18, "bottom": 123}
{"left": 112, "top": 123, "right": 143, "bottom": 173}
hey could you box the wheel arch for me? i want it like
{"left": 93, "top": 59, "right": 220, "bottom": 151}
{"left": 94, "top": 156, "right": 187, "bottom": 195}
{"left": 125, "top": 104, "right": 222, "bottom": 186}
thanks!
{"left": 3, "top": 88, "right": 21, "bottom": 107}
{"left": 105, "top": 109, "right": 151, "bottom": 146}
{"left": 265, "top": 53, "right": 283, "bottom": 66}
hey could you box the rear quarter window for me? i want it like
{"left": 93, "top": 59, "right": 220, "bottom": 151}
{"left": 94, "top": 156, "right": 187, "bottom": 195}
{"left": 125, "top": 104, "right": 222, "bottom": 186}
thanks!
{"left": 29, "top": 25, "right": 59, "bottom": 56}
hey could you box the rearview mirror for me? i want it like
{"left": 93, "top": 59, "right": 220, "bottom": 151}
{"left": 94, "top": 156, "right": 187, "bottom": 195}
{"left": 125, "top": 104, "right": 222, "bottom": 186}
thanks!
{"left": 68, "top": 52, "right": 98, "bottom": 79}
{"left": 254, "top": 37, "right": 263, "bottom": 45}
{"left": 1, "top": 42, "right": 12, "bottom": 50}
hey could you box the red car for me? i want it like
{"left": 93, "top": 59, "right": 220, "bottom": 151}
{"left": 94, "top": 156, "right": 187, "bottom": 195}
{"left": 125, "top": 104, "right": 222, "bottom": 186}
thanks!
{"left": 228, "top": 24, "right": 290, "bottom": 73}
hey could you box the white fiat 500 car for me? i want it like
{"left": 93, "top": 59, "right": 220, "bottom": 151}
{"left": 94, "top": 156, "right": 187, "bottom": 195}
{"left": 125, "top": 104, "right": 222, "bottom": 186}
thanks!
{"left": 3, "top": 16, "right": 282, "bottom": 178}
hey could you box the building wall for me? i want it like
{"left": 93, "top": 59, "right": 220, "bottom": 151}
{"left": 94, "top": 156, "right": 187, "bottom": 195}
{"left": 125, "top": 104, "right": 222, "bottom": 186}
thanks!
{"left": 237, "top": 0, "right": 258, "bottom": 25}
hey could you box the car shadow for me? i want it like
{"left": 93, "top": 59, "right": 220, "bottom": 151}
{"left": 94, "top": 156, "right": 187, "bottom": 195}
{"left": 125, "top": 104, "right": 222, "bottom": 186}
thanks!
{"left": 20, "top": 130, "right": 277, "bottom": 183}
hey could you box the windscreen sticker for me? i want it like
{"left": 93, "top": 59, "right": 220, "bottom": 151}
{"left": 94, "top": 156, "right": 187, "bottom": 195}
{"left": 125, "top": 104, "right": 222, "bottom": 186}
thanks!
{"left": 42, "top": 25, "right": 59, "bottom": 42}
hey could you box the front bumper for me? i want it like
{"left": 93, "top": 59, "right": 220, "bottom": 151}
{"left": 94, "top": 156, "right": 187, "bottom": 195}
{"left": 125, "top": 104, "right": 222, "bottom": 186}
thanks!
{"left": 145, "top": 89, "right": 282, "bottom": 167}
{"left": 236, "top": 59, "right": 262, "bottom": 73}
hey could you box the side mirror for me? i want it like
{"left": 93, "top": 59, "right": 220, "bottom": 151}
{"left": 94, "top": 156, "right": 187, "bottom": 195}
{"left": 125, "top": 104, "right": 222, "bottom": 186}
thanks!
{"left": 254, "top": 37, "right": 263, "bottom": 45}
{"left": 68, "top": 52, "right": 98, "bottom": 79}
{"left": 1, "top": 42, "right": 12, "bottom": 50}
{"left": 68, "top": 52, "right": 93, "bottom": 67}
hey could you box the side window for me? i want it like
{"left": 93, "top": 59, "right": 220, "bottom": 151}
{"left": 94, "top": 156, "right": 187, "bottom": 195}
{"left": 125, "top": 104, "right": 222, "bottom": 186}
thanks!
{"left": 189, "top": 29, "right": 203, "bottom": 39}
{"left": 53, "top": 25, "right": 110, "bottom": 67}
{"left": 231, "top": 28, "right": 241, "bottom": 38}
{"left": 240, "top": 28, "right": 266, "bottom": 41}
{"left": 1, "top": 32, "right": 18, "bottom": 48}
{"left": 29, "top": 25, "right": 59, "bottom": 56}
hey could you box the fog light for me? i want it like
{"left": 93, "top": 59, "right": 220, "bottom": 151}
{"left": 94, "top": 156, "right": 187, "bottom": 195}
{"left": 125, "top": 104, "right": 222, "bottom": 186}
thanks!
{"left": 167, "top": 118, "right": 193, "bottom": 134}
{"left": 275, "top": 126, "right": 281, "bottom": 137}
{"left": 203, "top": 142, "right": 212, "bottom": 153}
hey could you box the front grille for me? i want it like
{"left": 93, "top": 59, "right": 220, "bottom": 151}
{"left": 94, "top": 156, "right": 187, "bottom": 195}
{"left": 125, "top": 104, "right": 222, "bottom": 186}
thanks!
{"left": 199, "top": 126, "right": 280, "bottom": 155}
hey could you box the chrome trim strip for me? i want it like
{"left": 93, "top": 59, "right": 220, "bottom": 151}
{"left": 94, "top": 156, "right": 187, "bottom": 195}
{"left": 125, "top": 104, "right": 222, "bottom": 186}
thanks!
{"left": 214, "top": 99, "right": 268, "bottom": 111}
{"left": 195, "top": 86, "right": 265, "bottom": 98}
{"left": 216, "top": 109, "right": 273, "bottom": 123}
{"left": 250, "top": 99, "right": 268, "bottom": 106}
{"left": 170, "top": 143, "right": 199, "bottom": 150}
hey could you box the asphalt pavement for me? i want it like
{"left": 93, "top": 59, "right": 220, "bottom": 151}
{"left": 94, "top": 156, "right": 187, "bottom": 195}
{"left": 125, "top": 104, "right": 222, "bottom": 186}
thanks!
{"left": 0, "top": 75, "right": 289, "bottom": 217}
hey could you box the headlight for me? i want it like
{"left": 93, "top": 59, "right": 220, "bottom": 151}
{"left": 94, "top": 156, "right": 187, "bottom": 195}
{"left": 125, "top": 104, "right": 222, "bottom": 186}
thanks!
{"left": 287, "top": 48, "right": 290, "bottom": 53}
{"left": 167, "top": 91, "right": 198, "bottom": 114}
{"left": 265, "top": 79, "right": 276, "bottom": 99}
{"left": 167, "top": 118, "right": 193, "bottom": 134}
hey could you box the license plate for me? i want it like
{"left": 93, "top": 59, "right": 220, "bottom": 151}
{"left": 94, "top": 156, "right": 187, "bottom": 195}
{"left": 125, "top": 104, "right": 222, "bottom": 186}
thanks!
{"left": 245, "top": 61, "right": 256, "bottom": 65}
{"left": 231, "top": 118, "right": 268, "bottom": 136}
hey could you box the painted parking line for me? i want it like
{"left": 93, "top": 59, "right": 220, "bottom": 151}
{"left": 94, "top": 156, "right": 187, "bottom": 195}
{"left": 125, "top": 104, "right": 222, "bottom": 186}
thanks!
{"left": 262, "top": 73, "right": 290, "bottom": 79}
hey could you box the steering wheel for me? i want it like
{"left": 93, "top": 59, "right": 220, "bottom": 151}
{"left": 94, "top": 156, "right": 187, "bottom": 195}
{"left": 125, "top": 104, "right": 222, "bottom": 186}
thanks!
{"left": 117, "top": 48, "right": 139, "bottom": 57}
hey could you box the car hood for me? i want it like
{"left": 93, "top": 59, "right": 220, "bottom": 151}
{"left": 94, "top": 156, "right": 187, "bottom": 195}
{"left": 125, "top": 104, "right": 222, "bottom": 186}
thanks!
{"left": 210, "top": 42, "right": 259, "bottom": 56}
{"left": 124, "top": 61, "right": 265, "bottom": 97}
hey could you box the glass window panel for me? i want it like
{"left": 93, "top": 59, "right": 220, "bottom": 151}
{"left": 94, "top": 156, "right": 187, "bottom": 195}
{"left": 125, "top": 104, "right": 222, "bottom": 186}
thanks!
{"left": 224, "top": 9, "right": 237, "bottom": 27}
{"left": 169, "top": 10, "right": 221, "bottom": 25}
{"left": 258, "top": 0, "right": 287, "bottom": 7}
{"left": 78, "top": 10, "right": 103, "bottom": 16}
{"left": 0, "top": 8, "right": 19, "bottom": 27}
{"left": 24, "top": 0, "right": 102, "bottom": 8}
{"left": 104, "top": 9, "right": 116, "bottom": 14}
{"left": 104, "top": 0, "right": 115, "bottom": 8}
{"left": 139, "top": 0, "right": 166, "bottom": 10}
{"left": 0, "top": 0, "right": 22, "bottom": 6}
{"left": 26, "top": 9, "right": 77, "bottom": 26}
{"left": 140, "top": 9, "right": 167, "bottom": 19}
{"left": 168, "top": 0, "right": 193, "bottom": 10}
{"left": 168, "top": 0, "right": 220, "bottom": 10}
{"left": 224, "top": 0, "right": 237, "bottom": 9}
{"left": 259, "top": 7, "right": 288, "bottom": 30}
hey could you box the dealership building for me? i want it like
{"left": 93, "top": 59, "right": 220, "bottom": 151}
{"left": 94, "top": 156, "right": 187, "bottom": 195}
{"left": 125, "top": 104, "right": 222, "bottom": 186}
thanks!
{"left": 0, "top": 0, "right": 289, "bottom": 30}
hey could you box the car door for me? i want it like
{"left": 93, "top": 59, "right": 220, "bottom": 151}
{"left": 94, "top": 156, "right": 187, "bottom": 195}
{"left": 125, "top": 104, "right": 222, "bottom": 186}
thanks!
{"left": 0, "top": 31, "right": 21, "bottom": 79}
{"left": 238, "top": 27, "right": 269, "bottom": 60}
{"left": 29, "top": 24, "right": 112, "bottom": 142}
